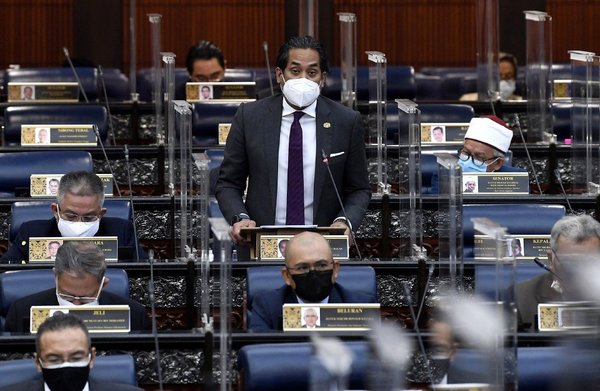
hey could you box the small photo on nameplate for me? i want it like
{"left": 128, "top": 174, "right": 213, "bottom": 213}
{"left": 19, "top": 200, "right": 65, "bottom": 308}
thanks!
{"left": 30, "top": 173, "right": 113, "bottom": 197}
{"left": 8, "top": 82, "right": 79, "bottom": 102}
{"left": 473, "top": 234, "right": 550, "bottom": 260}
{"left": 462, "top": 172, "right": 529, "bottom": 195}
{"left": 218, "top": 123, "right": 231, "bottom": 145}
{"left": 538, "top": 302, "right": 597, "bottom": 332}
{"left": 21, "top": 124, "right": 97, "bottom": 147}
{"left": 186, "top": 82, "right": 256, "bottom": 102}
{"left": 421, "top": 123, "right": 469, "bottom": 144}
{"left": 29, "top": 236, "right": 118, "bottom": 263}
{"left": 283, "top": 303, "right": 380, "bottom": 332}
{"left": 30, "top": 305, "right": 131, "bottom": 333}
{"left": 258, "top": 234, "right": 349, "bottom": 261}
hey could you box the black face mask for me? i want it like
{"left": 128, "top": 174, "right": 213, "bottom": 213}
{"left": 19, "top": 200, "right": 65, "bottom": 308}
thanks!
{"left": 291, "top": 270, "right": 334, "bottom": 302}
{"left": 41, "top": 365, "right": 90, "bottom": 391}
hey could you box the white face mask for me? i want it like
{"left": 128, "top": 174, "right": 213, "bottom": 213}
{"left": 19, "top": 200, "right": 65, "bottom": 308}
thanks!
{"left": 57, "top": 218, "right": 100, "bottom": 237}
{"left": 499, "top": 79, "right": 516, "bottom": 100}
{"left": 281, "top": 76, "right": 321, "bottom": 108}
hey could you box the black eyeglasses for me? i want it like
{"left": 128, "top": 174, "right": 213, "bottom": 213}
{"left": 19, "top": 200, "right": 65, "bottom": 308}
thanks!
{"left": 286, "top": 260, "right": 334, "bottom": 275}
{"left": 457, "top": 148, "right": 499, "bottom": 168}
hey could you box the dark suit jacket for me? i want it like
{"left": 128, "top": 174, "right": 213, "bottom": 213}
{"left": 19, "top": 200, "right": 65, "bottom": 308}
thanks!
{"left": 4, "top": 288, "right": 151, "bottom": 333}
{"left": 248, "top": 283, "right": 376, "bottom": 332}
{"left": 216, "top": 94, "right": 371, "bottom": 229}
{"left": 515, "top": 272, "right": 562, "bottom": 331}
{"left": 0, "top": 217, "right": 146, "bottom": 263}
{"left": 0, "top": 378, "right": 143, "bottom": 391}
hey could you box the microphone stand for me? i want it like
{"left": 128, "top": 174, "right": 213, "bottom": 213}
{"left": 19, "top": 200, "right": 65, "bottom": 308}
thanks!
{"left": 63, "top": 47, "right": 89, "bottom": 103}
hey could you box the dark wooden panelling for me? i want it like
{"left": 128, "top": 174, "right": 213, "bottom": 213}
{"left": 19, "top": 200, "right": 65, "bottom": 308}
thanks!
{"left": 1, "top": 1, "right": 600, "bottom": 72}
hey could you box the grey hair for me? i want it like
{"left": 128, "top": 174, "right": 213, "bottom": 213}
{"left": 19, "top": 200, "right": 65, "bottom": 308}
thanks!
{"left": 54, "top": 241, "right": 106, "bottom": 283}
{"left": 57, "top": 171, "right": 105, "bottom": 206}
{"left": 550, "top": 215, "right": 600, "bottom": 252}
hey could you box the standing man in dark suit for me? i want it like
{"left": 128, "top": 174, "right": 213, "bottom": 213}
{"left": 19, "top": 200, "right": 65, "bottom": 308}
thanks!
{"left": 5, "top": 241, "right": 150, "bottom": 333}
{"left": 216, "top": 36, "right": 371, "bottom": 251}
{"left": 0, "top": 313, "right": 142, "bottom": 391}
{"left": 249, "top": 232, "right": 376, "bottom": 332}
{"left": 1, "top": 171, "right": 145, "bottom": 263}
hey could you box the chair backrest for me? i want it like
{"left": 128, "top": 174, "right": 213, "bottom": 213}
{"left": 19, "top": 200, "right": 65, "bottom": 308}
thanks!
{"left": 474, "top": 262, "right": 544, "bottom": 301}
{"left": 0, "top": 151, "right": 93, "bottom": 197}
{"left": 415, "top": 73, "right": 443, "bottom": 100}
{"left": 7, "top": 67, "right": 99, "bottom": 101}
{"left": 246, "top": 265, "right": 377, "bottom": 312}
{"left": 0, "top": 268, "right": 130, "bottom": 317}
{"left": 101, "top": 67, "right": 131, "bottom": 101}
{"left": 3, "top": 104, "right": 108, "bottom": 146}
{"left": 238, "top": 341, "right": 370, "bottom": 391}
{"left": 463, "top": 204, "right": 566, "bottom": 258}
{"left": 323, "top": 66, "right": 416, "bottom": 101}
{"left": 10, "top": 199, "right": 132, "bottom": 242}
{"left": 191, "top": 102, "right": 240, "bottom": 145}
{"left": 0, "top": 354, "right": 137, "bottom": 388}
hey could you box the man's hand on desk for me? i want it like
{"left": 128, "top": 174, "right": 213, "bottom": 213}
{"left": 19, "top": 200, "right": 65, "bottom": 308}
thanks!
{"left": 330, "top": 219, "right": 351, "bottom": 237}
{"left": 230, "top": 219, "right": 256, "bottom": 246}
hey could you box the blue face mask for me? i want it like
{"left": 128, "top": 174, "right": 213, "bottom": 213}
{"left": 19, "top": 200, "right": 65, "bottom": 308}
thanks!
{"left": 458, "top": 157, "right": 487, "bottom": 173}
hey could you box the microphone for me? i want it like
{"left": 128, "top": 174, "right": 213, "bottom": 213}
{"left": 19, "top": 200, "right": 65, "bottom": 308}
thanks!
{"left": 148, "top": 250, "right": 164, "bottom": 391}
{"left": 512, "top": 114, "right": 543, "bottom": 194}
{"left": 93, "top": 125, "right": 122, "bottom": 197}
{"left": 262, "top": 41, "right": 275, "bottom": 96}
{"left": 554, "top": 168, "right": 575, "bottom": 214}
{"left": 97, "top": 65, "right": 117, "bottom": 146}
{"left": 416, "top": 264, "right": 435, "bottom": 327}
{"left": 403, "top": 283, "right": 435, "bottom": 386}
{"left": 321, "top": 149, "right": 362, "bottom": 260}
{"left": 124, "top": 144, "right": 140, "bottom": 262}
{"left": 62, "top": 47, "right": 89, "bottom": 103}
{"left": 533, "top": 257, "right": 562, "bottom": 282}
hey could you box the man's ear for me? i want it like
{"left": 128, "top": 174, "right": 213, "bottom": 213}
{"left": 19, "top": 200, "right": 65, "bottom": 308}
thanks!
{"left": 275, "top": 67, "right": 284, "bottom": 84}
{"left": 332, "top": 261, "right": 340, "bottom": 281}
{"left": 51, "top": 203, "right": 59, "bottom": 218}
{"left": 89, "top": 347, "right": 97, "bottom": 369}
{"left": 488, "top": 157, "right": 504, "bottom": 172}
{"left": 320, "top": 72, "right": 327, "bottom": 88}
{"left": 102, "top": 276, "right": 110, "bottom": 289}
{"left": 281, "top": 266, "right": 293, "bottom": 287}
{"left": 34, "top": 352, "right": 42, "bottom": 373}
{"left": 99, "top": 208, "right": 107, "bottom": 218}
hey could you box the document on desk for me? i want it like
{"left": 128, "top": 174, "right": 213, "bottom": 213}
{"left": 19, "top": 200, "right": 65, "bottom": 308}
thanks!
{"left": 30, "top": 305, "right": 131, "bottom": 333}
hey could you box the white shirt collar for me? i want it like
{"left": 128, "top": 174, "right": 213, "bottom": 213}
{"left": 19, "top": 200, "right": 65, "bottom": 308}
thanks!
{"left": 297, "top": 295, "right": 330, "bottom": 304}
{"left": 282, "top": 97, "right": 317, "bottom": 118}
{"left": 45, "top": 382, "right": 89, "bottom": 391}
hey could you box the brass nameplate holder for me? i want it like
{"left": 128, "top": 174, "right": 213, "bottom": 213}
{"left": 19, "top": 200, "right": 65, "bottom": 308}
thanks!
{"left": 553, "top": 79, "right": 571, "bottom": 100}
{"left": 30, "top": 174, "right": 114, "bottom": 197}
{"left": 21, "top": 124, "right": 97, "bottom": 147}
{"left": 421, "top": 123, "right": 470, "bottom": 144}
{"left": 30, "top": 305, "right": 131, "bottom": 333}
{"left": 259, "top": 234, "right": 349, "bottom": 260}
{"left": 283, "top": 303, "right": 380, "bottom": 332}
{"left": 462, "top": 172, "right": 529, "bottom": 195}
{"left": 473, "top": 234, "right": 550, "bottom": 260}
{"left": 186, "top": 82, "right": 256, "bottom": 102}
{"left": 538, "top": 302, "right": 597, "bottom": 331}
{"left": 8, "top": 82, "right": 79, "bottom": 102}
{"left": 218, "top": 123, "right": 231, "bottom": 145}
{"left": 28, "top": 236, "right": 118, "bottom": 263}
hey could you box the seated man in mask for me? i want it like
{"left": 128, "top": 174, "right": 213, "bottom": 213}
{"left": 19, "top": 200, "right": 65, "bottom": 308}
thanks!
{"left": 248, "top": 231, "right": 376, "bottom": 332}
{"left": 431, "top": 115, "right": 525, "bottom": 193}
{"left": 1, "top": 171, "right": 145, "bottom": 263}
{"left": 5, "top": 241, "right": 150, "bottom": 333}
{"left": 516, "top": 215, "right": 600, "bottom": 331}
{"left": 0, "top": 313, "right": 142, "bottom": 391}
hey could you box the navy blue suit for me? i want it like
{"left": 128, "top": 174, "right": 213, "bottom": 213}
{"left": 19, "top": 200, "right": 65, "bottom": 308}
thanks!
{"left": 0, "top": 217, "right": 145, "bottom": 263}
{"left": 249, "top": 283, "right": 377, "bottom": 332}
{"left": 0, "top": 379, "right": 143, "bottom": 391}
{"left": 4, "top": 288, "right": 151, "bottom": 333}
{"left": 430, "top": 164, "right": 527, "bottom": 194}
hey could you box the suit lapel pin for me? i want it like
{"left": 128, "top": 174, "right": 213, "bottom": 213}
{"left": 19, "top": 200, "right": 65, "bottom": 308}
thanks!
{"left": 323, "top": 122, "right": 331, "bottom": 128}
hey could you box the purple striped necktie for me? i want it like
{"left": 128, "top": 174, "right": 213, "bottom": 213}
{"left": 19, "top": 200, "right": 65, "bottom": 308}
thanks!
{"left": 286, "top": 111, "right": 305, "bottom": 225}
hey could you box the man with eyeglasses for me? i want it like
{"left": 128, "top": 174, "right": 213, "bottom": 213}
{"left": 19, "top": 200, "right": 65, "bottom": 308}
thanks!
{"left": 0, "top": 313, "right": 142, "bottom": 391}
{"left": 248, "top": 231, "right": 376, "bottom": 331}
{"left": 431, "top": 116, "right": 525, "bottom": 193}
{"left": 515, "top": 215, "right": 600, "bottom": 331}
{"left": 1, "top": 171, "right": 145, "bottom": 263}
{"left": 5, "top": 241, "right": 150, "bottom": 333}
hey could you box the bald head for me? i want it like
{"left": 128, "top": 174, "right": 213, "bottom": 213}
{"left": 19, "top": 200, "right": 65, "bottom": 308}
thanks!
{"left": 284, "top": 231, "right": 333, "bottom": 267}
